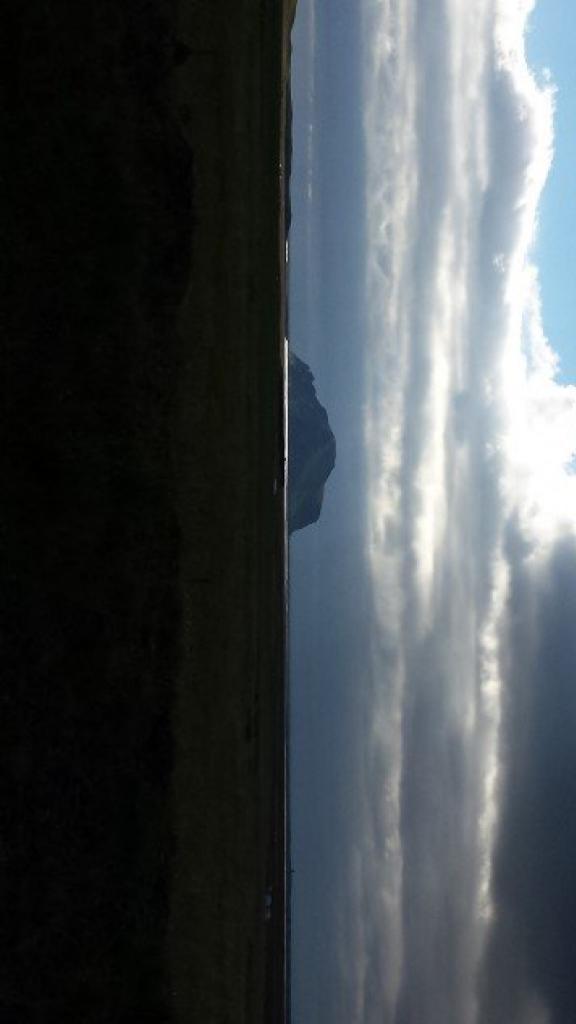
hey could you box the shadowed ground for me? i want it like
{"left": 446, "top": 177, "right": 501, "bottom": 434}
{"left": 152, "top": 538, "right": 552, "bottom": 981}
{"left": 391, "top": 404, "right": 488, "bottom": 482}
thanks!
{"left": 169, "top": 2, "right": 290, "bottom": 1021}
{"left": 2, "top": 1, "right": 290, "bottom": 1020}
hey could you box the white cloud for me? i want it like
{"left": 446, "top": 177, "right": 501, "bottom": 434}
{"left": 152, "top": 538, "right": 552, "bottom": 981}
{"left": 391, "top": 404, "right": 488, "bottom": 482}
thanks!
{"left": 332, "top": 0, "right": 576, "bottom": 1021}
{"left": 290, "top": 0, "right": 576, "bottom": 1020}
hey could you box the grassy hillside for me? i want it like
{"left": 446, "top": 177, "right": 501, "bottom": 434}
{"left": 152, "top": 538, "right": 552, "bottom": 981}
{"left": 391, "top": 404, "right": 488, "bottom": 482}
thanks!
{"left": 2, "top": 1, "right": 290, "bottom": 1020}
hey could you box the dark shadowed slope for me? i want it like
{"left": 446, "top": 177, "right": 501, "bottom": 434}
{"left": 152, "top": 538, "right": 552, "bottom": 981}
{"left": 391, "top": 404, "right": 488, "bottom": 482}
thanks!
{"left": 288, "top": 351, "right": 336, "bottom": 533}
{"left": 3, "top": 1, "right": 289, "bottom": 1021}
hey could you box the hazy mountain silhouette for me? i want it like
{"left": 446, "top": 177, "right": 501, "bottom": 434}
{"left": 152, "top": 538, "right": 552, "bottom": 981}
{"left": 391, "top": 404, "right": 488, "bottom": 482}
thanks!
{"left": 288, "top": 351, "right": 336, "bottom": 533}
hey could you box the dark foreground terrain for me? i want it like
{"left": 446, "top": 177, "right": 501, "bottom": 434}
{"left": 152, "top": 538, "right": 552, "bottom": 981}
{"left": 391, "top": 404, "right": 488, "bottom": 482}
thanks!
{"left": 2, "top": 1, "right": 290, "bottom": 1020}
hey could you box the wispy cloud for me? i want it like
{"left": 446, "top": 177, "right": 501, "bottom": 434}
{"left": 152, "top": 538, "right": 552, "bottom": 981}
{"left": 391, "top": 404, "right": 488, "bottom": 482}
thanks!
{"left": 290, "top": 1, "right": 576, "bottom": 1020}
{"left": 477, "top": 533, "right": 576, "bottom": 1024}
{"left": 336, "top": 0, "right": 576, "bottom": 1021}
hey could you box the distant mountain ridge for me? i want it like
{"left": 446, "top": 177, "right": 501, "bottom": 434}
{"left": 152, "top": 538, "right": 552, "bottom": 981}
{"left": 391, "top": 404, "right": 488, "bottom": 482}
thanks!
{"left": 288, "top": 351, "right": 336, "bottom": 533}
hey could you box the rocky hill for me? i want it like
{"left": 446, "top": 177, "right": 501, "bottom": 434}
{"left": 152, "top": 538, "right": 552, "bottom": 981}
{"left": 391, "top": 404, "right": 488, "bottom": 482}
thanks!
{"left": 288, "top": 351, "right": 336, "bottom": 533}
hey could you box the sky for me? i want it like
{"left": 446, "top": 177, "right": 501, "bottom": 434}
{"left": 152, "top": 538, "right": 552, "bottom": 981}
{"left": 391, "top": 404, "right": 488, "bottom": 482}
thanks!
{"left": 526, "top": 0, "right": 576, "bottom": 383}
{"left": 288, "top": 2, "right": 576, "bottom": 1023}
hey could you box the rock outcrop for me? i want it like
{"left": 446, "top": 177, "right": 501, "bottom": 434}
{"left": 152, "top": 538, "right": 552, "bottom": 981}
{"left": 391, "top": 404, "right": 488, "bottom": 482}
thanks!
{"left": 288, "top": 351, "right": 336, "bottom": 533}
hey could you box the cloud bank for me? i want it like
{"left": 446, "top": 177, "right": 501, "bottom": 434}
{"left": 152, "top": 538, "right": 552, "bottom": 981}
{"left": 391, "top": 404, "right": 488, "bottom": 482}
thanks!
{"left": 325, "top": 0, "right": 576, "bottom": 1021}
